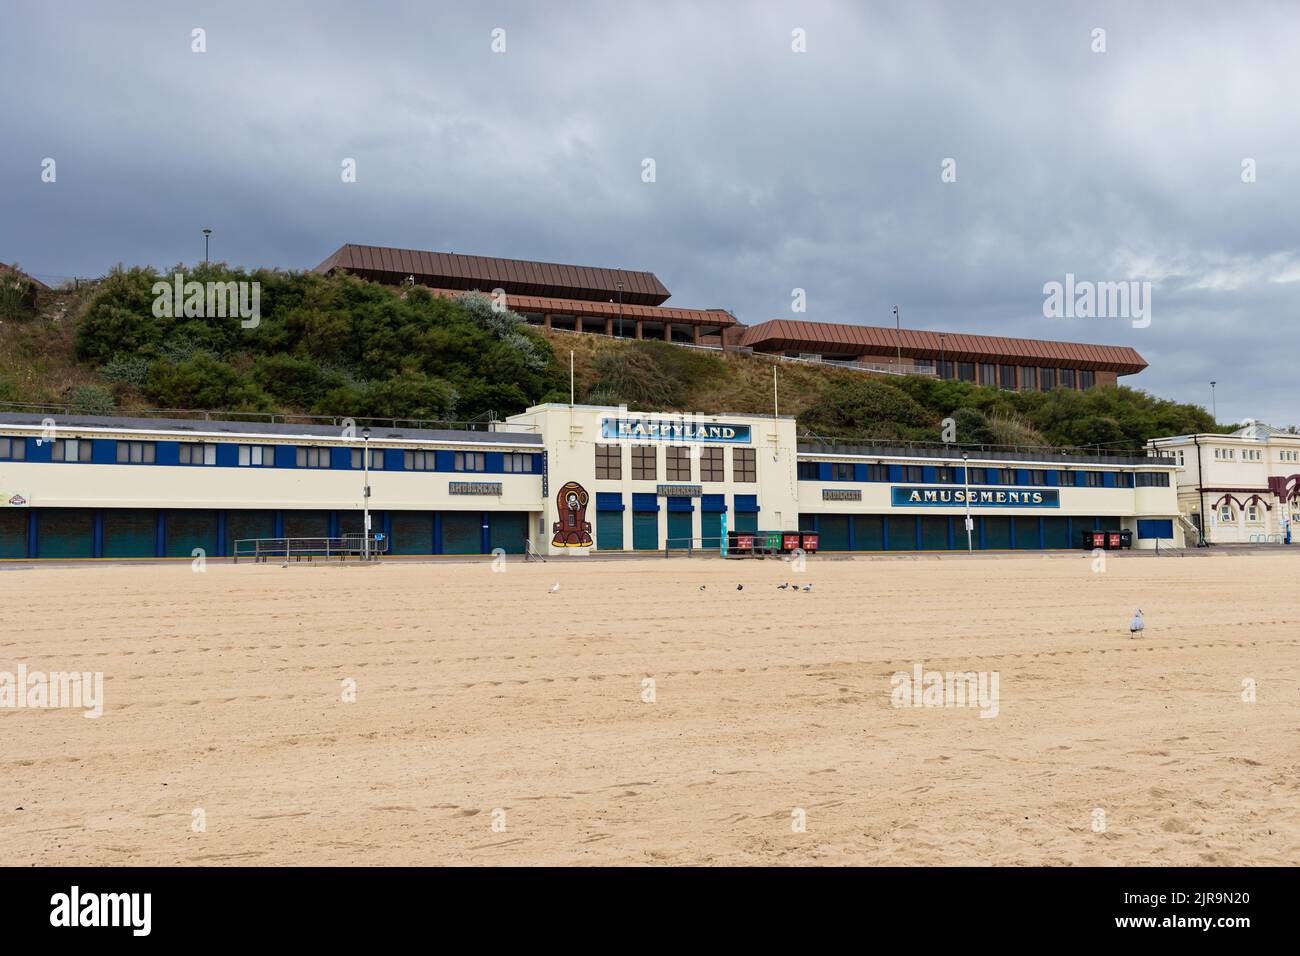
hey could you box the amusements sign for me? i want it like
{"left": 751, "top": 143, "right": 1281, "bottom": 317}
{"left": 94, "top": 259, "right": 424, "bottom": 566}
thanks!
{"left": 601, "top": 418, "right": 752, "bottom": 444}
{"left": 823, "top": 489, "right": 861, "bottom": 501}
{"left": 657, "top": 485, "right": 702, "bottom": 497}
{"left": 891, "top": 486, "right": 1060, "bottom": 508}
{"left": 449, "top": 481, "right": 503, "bottom": 496}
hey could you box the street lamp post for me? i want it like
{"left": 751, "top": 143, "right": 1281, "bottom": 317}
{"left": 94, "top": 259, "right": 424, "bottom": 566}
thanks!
{"left": 202, "top": 228, "right": 212, "bottom": 264}
{"left": 938, "top": 333, "right": 947, "bottom": 379}
{"left": 892, "top": 305, "right": 902, "bottom": 369}
{"left": 617, "top": 282, "right": 624, "bottom": 339}
{"left": 1210, "top": 381, "right": 1217, "bottom": 423}
{"left": 362, "top": 426, "right": 371, "bottom": 561}
{"left": 962, "top": 452, "right": 973, "bottom": 552}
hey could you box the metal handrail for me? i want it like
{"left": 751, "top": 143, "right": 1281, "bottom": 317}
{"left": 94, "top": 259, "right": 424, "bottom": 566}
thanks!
{"left": 232, "top": 534, "right": 389, "bottom": 563}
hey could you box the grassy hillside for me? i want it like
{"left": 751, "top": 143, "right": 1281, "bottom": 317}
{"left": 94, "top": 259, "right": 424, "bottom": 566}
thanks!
{"left": 0, "top": 263, "right": 1224, "bottom": 451}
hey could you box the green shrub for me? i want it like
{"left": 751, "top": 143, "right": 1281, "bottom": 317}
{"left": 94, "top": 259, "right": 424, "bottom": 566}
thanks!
{"left": 67, "top": 384, "right": 116, "bottom": 416}
{"left": 100, "top": 355, "right": 151, "bottom": 389}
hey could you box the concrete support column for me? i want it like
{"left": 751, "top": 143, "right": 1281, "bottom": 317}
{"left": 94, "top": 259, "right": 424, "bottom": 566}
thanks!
{"left": 635, "top": 320, "right": 643, "bottom": 340}
{"left": 605, "top": 317, "right": 614, "bottom": 336}
{"left": 575, "top": 316, "right": 584, "bottom": 334}
{"left": 692, "top": 325, "right": 702, "bottom": 345}
{"left": 543, "top": 313, "right": 552, "bottom": 331}
{"left": 663, "top": 322, "right": 673, "bottom": 342}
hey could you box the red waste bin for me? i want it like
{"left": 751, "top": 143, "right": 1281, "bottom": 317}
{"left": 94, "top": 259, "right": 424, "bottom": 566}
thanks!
{"left": 782, "top": 533, "right": 802, "bottom": 552}
{"left": 736, "top": 533, "right": 754, "bottom": 552}
{"left": 800, "top": 533, "right": 819, "bottom": 553}
{"left": 1107, "top": 532, "right": 1122, "bottom": 550}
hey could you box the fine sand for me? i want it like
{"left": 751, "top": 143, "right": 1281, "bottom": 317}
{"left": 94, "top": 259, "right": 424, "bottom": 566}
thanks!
{"left": 1, "top": 551, "right": 1297, "bottom": 866}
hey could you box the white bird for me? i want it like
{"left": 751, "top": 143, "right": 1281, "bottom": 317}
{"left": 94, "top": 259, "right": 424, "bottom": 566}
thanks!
{"left": 549, "top": 583, "right": 561, "bottom": 594}
{"left": 1129, "top": 609, "right": 1144, "bottom": 637}
{"left": 802, "top": 584, "right": 813, "bottom": 592}
{"left": 778, "top": 582, "right": 790, "bottom": 590}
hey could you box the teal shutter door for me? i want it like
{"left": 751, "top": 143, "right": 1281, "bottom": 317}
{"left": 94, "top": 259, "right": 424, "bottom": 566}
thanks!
{"left": 165, "top": 510, "right": 219, "bottom": 557}
{"left": 632, "top": 512, "right": 658, "bottom": 550}
{"left": 596, "top": 511, "right": 624, "bottom": 550}
{"left": 441, "top": 512, "right": 482, "bottom": 554}
{"left": 667, "top": 511, "right": 693, "bottom": 548}
{"left": 103, "top": 509, "right": 156, "bottom": 558}
{"left": 38, "top": 509, "right": 95, "bottom": 559}
{"left": 389, "top": 511, "right": 434, "bottom": 555}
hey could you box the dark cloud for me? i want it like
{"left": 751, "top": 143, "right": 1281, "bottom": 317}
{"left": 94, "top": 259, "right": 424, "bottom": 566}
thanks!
{"left": 2, "top": 0, "right": 1295, "bottom": 424}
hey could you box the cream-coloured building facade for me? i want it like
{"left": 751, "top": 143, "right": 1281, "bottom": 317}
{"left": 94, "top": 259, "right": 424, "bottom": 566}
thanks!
{"left": 1147, "top": 420, "right": 1300, "bottom": 544}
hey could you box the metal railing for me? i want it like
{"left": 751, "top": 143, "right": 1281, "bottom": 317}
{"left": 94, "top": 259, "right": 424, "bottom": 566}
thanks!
{"left": 798, "top": 431, "right": 1161, "bottom": 466}
{"left": 233, "top": 534, "right": 389, "bottom": 563}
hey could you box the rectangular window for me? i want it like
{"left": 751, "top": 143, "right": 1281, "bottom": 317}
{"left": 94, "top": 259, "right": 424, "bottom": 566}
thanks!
{"left": 1079, "top": 370, "right": 1096, "bottom": 389}
{"left": 665, "top": 446, "right": 691, "bottom": 481}
{"left": 700, "top": 447, "right": 724, "bottom": 482}
{"left": 1059, "top": 368, "right": 1076, "bottom": 389}
{"left": 968, "top": 466, "right": 987, "bottom": 484}
{"left": 1039, "top": 368, "right": 1057, "bottom": 391}
{"left": 632, "top": 445, "right": 656, "bottom": 481}
{"left": 937, "top": 360, "right": 955, "bottom": 380}
{"left": 832, "top": 462, "right": 853, "bottom": 481}
{"left": 1028, "top": 469, "right": 1047, "bottom": 485}
{"left": 999, "top": 468, "right": 1016, "bottom": 484}
{"left": 1018, "top": 367, "right": 1037, "bottom": 391}
{"left": 1084, "top": 470, "right": 1103, "bottom": 487}
{"left": 979, "top": 364, "right": 997, "bottom": 386}
{"left": 403, "top": 450, "right": 437, "bottom": 471}
{"left": 958, "top": 362, "right": 976, "bottom": 382}
{"left": 797, "top": 461, "right": 818, "bottom": 480}
{"left": 935, "top": 466, "right": 955, "bottom": 483}
{"left": 350, "top": 448, "right": 384, "bottom": 469}
{"left": 1219, "top": 505, "right": 1233, "bottom": 521}
{"left": 502, "top": 453, "right": 532, "bottom": 473}
{"left": 296, "top": 447, "right": 330, "bottom": 468}
{"left": 867, "top": 463, "right": 888, "bottom": 482}
{"left": 733, "top": 448, "right": 756, "bottom": 483}
{"left": 595, "top": 444, "right": 622, "bottom": 480}
{"left": 238, "top": 445, "right": 276, "bottom": 467}
{"left": 1247, "top": 505, "right": 1259, "bottom": 522}
{"left": 0, "top": 437, "right": 25, "bottom": 460}
{"left": 454, "top": 451, "right": 485, "bottom": 472}
{"left": 113, "top": 440, "right": 153, "bottom": 464}
{"left": 1134, "top": 472, "right": 1170, "bottom": 487}
{"left": 999, "top": 365, "right": 1016, "bottom": 389}
{"left": 914, "top": 358, "right": 935, "bottom": 373}
{"left": 178, "top": 442, "right": 216, "bottom": 465}
{"left": 903, "top": 465, "right": 923, "bottom": 482}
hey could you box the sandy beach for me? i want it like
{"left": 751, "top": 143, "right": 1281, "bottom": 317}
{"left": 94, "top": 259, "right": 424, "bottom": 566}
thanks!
{"left": 1, "top": 551, "right": 1296, "bottom": 866}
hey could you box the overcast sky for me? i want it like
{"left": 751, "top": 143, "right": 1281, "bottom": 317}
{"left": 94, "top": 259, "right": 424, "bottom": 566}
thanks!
{"left": 3, "top": 1, "right": 1296, "bottom": 425}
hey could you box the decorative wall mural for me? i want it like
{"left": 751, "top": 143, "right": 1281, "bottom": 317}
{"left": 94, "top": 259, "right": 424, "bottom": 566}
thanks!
{"left": 551, "top": 480, "right": 593, "bottom": 547}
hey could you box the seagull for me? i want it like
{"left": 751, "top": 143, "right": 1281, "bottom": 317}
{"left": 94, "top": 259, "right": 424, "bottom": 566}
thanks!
{"left": 699, "top": 585, "right": 706, "bottom": 591}
{"left": 778, "top": 582, "right": 790, "bottom": 590}
{"left": 802, "top": 584, "right": 813, "bottom": 592}
{"left": 736, "top": 584, "right": 744, "bottom": 591}
{"left": 549, "top": 583, "right": 561, "bottom": 594}
{"left": 1129, "top": 609, "right": 1144, "bottom": 638}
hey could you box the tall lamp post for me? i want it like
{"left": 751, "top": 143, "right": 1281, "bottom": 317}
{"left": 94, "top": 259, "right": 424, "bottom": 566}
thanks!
{"left": 362, "top": 426, "right": 371, "bottom": 561}
{"left": 961, "top": 452, "right": 973, "bottom": 552}
{"left": 892, "top": 305, "right": 902, "bottom": 369}
{"left": 938, "top": 333, "right": 947, "bottom": 379}
{"left": 617, "top": 281, "right": 624, "bottom": 338}
{"left": 1209, "top": 381, "right": 1217, "bottom": 423}
{"left": 202, "top": 228, "right": 212, "bottom": 264}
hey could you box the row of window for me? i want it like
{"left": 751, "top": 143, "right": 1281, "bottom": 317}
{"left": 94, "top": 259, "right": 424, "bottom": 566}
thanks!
{"left": 797, "top": 461, "right": 1171, "bottom": 487}
{"left": 595, "top": 445, "right": 756, "bottom": 483}
{"left": 913, "top": 362, "right": 1097, "bottom": 391}
{"left": 0, "top": 438, "right": 536, "bottom": 473}
{"left": 1215, "top": 447, "right": 1267, "bottom": 461}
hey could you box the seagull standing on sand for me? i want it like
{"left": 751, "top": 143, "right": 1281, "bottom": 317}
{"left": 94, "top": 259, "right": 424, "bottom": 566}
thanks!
{"left": 802, "top": 584, "right": 813, "bottom": 592}
{"left": 549, "top": 583, "right": 561, "bottom": 594}
{"left": 778, "top": 582, "right": 790, "bottom": 590}
{"left": 1129, "top": 609, "right": 1144, "bottom": 638}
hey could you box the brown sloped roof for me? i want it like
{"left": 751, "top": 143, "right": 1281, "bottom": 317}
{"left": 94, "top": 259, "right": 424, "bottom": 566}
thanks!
{"left": 739, "top": 319, "right": 1147, "bottom": 374}
{"left": 315, "top": 243, "right": 671, "bottom": 306}
{"left": 423, "top": 288, "right": 737, "bottom": 327}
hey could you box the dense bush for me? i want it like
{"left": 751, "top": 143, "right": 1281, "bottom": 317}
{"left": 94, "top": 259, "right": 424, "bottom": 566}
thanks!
{"left": 74, "top": 266, "right": 562, "bottom": 420}
{"left": 0, "top": 267, "right": 39, "bottom": 323}
{"left": 67, "top": 383, "right": 116, "bottom": 416}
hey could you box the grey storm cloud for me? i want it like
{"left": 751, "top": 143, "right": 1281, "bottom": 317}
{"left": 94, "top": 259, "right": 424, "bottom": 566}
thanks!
{"left": 2, "top": 0, "right": 1297, "bottom": 424}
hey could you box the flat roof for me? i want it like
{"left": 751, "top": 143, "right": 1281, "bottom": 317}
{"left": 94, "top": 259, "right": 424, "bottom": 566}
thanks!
{"left": 0, "top": 412, "right": 542, "bottom": 446}
{"left": 741, "top": 319, "right": 1147, "bottom": 374}
{"left": 423, "top": 288, "right": 736, "bottom": 327}
{"left": 316, "top": 243, "right": 672, "bottom": 306}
